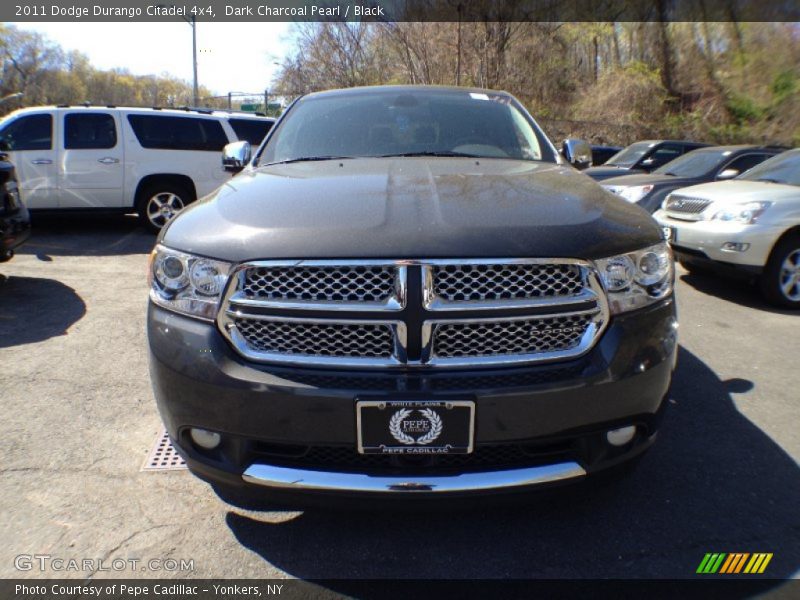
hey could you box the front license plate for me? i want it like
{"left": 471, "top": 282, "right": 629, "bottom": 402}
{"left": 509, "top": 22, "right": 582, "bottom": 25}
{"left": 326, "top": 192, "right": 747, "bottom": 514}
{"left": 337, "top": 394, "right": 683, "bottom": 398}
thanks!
{"left": 357, "top": 400, "right": 475, "bottom": 455}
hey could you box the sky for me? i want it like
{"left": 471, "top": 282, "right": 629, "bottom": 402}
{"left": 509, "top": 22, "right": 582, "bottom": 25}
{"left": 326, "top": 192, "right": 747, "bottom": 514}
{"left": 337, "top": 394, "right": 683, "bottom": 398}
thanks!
{"left": 15, "top": 22, "right": 294, "bottom": 97}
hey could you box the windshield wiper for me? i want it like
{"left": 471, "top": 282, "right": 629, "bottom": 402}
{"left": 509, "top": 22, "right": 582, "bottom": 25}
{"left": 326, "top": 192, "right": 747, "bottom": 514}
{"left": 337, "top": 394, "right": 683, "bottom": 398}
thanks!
{"left": 375, "top": 151, "right": 484, "bottom": 158}
{"left": 264, "top": 155, "right": 355, "bottom": 166}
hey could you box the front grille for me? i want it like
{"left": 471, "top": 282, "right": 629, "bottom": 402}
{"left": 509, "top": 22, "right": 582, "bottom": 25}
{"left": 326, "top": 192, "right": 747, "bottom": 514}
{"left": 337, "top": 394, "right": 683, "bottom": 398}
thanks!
{"left": 664, "top": 195, "right": 711, "bottom": 214}
{"left": 431, "top": 263, "right": 583, "bottom": 302}
{"left": 252, "top": 442, "right": 574, "bottom": 474}
{"left": 233, "top": 317, "right": 395, "bottom": 359}
{"left": 218, "top": 259, "right": 608, "bottom": 368}
{"left": 432, "top": 313, "right": 593, "bottom": 359}
{"left": 242, "top": 264, "right": 397, "bottom": 304}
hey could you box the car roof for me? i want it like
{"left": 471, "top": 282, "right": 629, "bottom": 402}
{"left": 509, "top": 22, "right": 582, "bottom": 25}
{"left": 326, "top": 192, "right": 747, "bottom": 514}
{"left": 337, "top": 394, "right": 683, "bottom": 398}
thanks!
{"left": 6, "top": 105, "right": 273, "bottom": 120}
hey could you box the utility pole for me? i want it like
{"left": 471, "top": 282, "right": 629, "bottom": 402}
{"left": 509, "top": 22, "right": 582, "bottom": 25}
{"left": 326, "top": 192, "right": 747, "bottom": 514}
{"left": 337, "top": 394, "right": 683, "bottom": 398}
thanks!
{"left": 190, "top": 16, "right": 199, "bottom": 106}
{"left": 264, "top": 89, "right": 269, "bottom": 114}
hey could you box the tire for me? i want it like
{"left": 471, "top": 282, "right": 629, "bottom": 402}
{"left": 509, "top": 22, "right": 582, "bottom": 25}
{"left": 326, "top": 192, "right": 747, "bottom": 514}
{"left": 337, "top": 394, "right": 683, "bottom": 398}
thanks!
{"left": 136, "top": 182, "right": 192, "bottom": 233}
{"left": 759, "top": 234, "right": 800, "bottom": 309}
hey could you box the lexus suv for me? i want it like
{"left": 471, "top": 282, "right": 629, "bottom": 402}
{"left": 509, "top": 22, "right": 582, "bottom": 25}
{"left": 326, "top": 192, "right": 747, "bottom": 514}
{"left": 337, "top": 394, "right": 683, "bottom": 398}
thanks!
{"left": 147, "top": 86, "right": 678, "bottom": 504}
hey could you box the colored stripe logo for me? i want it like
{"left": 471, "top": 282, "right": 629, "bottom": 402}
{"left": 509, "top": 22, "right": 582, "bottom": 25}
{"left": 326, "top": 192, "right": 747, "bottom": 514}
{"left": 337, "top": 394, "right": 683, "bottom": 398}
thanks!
{"left": 697, "top": 553, "right": 773, "bottom": 574}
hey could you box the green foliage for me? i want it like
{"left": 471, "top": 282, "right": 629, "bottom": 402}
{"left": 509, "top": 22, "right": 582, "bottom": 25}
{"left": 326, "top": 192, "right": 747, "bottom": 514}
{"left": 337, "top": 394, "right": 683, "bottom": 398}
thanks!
{"left": 725, "top": 94, "right": 766, "bottom": 125}
{"left": 771, "top": 70, "right": 797, "bottom": 104}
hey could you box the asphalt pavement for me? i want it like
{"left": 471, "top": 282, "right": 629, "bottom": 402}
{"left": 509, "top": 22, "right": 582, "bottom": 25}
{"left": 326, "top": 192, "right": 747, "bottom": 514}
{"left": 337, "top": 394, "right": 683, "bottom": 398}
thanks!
{"left": 0, "top": 215, "right": 797, "bottom": 584}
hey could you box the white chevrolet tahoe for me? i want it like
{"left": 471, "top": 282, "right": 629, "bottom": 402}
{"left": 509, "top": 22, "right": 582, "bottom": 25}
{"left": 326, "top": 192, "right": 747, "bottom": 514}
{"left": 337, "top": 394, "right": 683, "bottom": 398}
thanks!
{"left": 655, "top": 148, "right": 800, "bottom": 308}
{"left": 0, "top": 106, "right": 274, "bottom": 231}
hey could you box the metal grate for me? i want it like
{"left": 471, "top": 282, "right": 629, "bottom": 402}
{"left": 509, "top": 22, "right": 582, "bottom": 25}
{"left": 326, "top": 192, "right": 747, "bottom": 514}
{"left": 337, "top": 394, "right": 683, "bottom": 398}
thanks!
{"left": 142, "top": 428, "right": 187, "bottom": 471}
{"left": 234, "top": 318, "right": 395, "bottom": 358}
{"left": 664, "top": 195, "right": 711, "bottom": 214}
{"left": 242, "top": 265, "right": 397, "bottom": 303}
{"left": 433, "top": 314, "right": 592, "bottom": 359}
{"left": 432, "top": 263, "right": 583, "bottom": 302}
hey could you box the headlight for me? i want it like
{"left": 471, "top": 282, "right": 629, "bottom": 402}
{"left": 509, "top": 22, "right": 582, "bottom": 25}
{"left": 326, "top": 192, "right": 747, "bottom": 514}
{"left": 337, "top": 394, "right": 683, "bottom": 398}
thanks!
{"left": 595, "top": 242, "right": 673, "bottom": 314}
{"left": 618, "top": 184, "right": 654, "bottom": 203}
{"left": 148, "top": 245, "right": 232, "bottom": 320}
{"left": 710, "top": 201, "right": 771, "bottom": 224}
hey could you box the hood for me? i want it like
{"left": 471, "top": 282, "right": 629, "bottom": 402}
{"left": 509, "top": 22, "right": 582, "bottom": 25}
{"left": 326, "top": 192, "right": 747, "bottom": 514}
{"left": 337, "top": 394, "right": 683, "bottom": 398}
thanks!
{"left": 669, "top": 180, "right": 800, "bottom": 203}
{"left": 162, "top": 158, "right": 662, "bottom": 263}
{"left": 584, "top": 165, "right": 646, "bottom": 181}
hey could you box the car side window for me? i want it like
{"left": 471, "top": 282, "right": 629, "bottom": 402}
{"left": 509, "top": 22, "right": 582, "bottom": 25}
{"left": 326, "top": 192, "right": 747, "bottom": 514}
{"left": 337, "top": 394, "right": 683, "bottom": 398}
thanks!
{"left": 645, "top": 144, "right": 682, "bottom": 168}
{"left": 228, "top": 118, "right": 273, "bottom": 146}
{"left": 127, "top": 115, "right": 228, "bottom": 152}
{"left": 64, "top": 113, "right": 117, "bottom": 149}
{"left": 0, "top": 114, "right": 53, "bottom": 151}
{"left": 723, "top": 153, "right": 770, "bottom": 176}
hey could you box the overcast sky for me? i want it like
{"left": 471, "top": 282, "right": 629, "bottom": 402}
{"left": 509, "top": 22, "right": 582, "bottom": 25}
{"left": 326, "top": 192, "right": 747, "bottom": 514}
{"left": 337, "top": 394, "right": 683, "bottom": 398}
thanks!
{"left": 16, "top": 22, "right": 293, "bottom": 98}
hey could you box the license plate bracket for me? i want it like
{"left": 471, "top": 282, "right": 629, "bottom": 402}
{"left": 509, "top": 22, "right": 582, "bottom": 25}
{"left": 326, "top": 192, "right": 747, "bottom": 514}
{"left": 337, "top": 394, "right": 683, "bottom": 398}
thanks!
{"left": 356, "top": 400, "right": 475, "bottom": 455}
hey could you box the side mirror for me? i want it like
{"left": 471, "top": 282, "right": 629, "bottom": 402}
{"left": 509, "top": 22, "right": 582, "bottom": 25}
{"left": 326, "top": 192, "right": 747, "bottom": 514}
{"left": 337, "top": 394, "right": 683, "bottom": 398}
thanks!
{"left": 717, "top": 168, "right": 739, "bottom": 180}
{"left": 561, "top": 138, "right": 592, "bottom": 170}
{"left": 640, "top": 157, "right": 656, "bottom": 167}
{"left": 222, "top": 141, "right": 251, "bottom": 173}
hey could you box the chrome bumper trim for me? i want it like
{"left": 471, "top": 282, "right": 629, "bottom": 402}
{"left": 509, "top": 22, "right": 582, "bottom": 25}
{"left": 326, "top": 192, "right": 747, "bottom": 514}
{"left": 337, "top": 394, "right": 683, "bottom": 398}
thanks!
{"left": 242, "top": 461, "right": 586, "bottom": 493}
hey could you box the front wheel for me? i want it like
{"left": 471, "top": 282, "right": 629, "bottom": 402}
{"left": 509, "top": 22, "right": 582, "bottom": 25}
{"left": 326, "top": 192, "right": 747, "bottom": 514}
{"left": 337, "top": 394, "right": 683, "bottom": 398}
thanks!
{"left": 759, "top": 234, "right": 800, "bottom": 309}
{"left": 136, "top": 183, "right": 192, "bottom": 233}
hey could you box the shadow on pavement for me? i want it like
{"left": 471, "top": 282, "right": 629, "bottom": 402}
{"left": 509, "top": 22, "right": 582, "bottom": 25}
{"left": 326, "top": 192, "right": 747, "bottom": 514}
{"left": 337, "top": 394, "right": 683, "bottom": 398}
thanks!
{"left": 0, "top": 276, "right": 86, "bottom": 348}
{"left": 222, "top": 346, "right": 799, "bottom": 581}
{"left": 18, "top": 213, "right": 156, "bottom": 258}
{"left": 679, "top": 271, "right": 798, "bottom": 316}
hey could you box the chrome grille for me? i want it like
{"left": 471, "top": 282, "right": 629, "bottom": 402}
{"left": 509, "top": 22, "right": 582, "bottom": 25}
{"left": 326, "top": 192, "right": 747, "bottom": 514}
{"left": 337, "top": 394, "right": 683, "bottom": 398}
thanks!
{"left": 664, "top": 195, "right": 711, "bottom": 214}
{"left": 431, "top": 263, "right": 583, "bottom": 302}
{"left": 242, "top": 265, "right": 398, "bottom": 304}
{"left": 432, "top": 313, "right": 593, "bottom": 359}
{"left": 218, "top": 259, "right": 608, "bottom": 368}
{"left": 233, "top": 317, "right": 395, "bottom": 359}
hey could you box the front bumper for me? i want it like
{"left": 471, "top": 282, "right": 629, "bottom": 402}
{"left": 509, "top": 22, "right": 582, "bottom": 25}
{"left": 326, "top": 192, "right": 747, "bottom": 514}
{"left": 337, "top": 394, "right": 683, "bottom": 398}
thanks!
{"left": 655, "top": 211, "right": 780, "bottom": 269}
{"left": 148, "top": 298, "right": 677, "bottom": 500}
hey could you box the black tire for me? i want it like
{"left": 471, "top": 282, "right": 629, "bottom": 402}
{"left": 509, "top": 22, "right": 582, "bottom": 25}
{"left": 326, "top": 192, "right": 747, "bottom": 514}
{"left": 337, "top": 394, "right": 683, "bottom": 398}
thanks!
{"left": 135, "top": 182, "right": 192, "bottom": 234}
{"left": 759, "top": 234, "right": 800, "bottom": 309}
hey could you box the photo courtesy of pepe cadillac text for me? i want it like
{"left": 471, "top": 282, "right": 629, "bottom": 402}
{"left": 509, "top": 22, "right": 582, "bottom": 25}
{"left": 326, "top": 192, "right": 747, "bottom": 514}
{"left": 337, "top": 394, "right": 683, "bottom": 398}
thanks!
{"left": 0, "top": 0, "right": 798, "bottom": 599}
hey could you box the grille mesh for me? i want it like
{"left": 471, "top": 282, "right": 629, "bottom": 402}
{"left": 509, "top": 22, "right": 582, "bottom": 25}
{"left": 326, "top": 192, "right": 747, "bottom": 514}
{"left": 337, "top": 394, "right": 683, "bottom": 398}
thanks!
{"left": 664, "top": 195, "right": 711, "bottom": 214}
{"left": 242, "top": 265, "right": 397, "bottom": 303}
{"left": 433, "top": 314, "right": 592, "bottom": 358}
{"left": 432, "top": 263, "right": 583, "bottom": 302}
{"left": 234, "top": 318, "right": 394, "bottom": 358}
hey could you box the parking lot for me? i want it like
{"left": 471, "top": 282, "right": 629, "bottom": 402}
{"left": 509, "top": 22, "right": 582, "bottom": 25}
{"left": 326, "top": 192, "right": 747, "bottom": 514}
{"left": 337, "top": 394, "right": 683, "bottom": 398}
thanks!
{"left": 0, "top": 215, "right": 798, "bottom": 582}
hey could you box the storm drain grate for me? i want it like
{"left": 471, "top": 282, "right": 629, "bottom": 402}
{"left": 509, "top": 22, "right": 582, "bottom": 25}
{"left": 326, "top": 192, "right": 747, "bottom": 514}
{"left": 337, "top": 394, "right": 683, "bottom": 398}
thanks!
{"left": 142, "top": 428, "right": 187, "bottom": 471}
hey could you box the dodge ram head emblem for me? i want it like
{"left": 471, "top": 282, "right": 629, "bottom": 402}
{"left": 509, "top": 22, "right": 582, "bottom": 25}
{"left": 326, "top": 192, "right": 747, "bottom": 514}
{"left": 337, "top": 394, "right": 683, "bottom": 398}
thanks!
{"left": 389, "top": 408, "right": 443, "bottom": 445}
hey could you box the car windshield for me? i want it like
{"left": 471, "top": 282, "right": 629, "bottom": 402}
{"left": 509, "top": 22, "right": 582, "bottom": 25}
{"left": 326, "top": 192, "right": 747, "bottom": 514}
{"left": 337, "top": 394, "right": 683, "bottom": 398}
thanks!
{"left": 605, "top": 141, "right": 654, "bottom": 167}
{"left": 654, "top": 148, "right": 732, "bottom": 177}
{"left": 739, "top": 149, "right": 800, "bottom": 186}
{"left": 259, "top": 89, "right": 551, "bottom": 166}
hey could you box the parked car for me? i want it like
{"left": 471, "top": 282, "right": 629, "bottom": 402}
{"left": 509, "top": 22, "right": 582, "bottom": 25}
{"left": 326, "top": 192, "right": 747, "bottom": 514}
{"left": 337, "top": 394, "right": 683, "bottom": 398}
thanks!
{"left": 655, "top": 148, "right": 800, "bottom": 308}
{"left": 603, "top": 145, "right": 785, "bottom": 213}
{"left": 584, "top": 140, "right": 711, "bottom": 181}
{"left": 0, "top": 106, "right": 274, "bottom": 232}
{"left": 148, "top": 85, "right": 677, "bottom": 505}
{"left": 0, "top": 151, "right": 30, "bottom": 262}
{"left": 591, "top": 144, "right": 622, "bottom": 166}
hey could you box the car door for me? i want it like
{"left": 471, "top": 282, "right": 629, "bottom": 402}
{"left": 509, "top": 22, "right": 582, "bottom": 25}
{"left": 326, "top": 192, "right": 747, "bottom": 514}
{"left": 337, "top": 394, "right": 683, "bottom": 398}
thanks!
{"left": 60, "top": 111, "right": 124, "bottom": 208}
{"left": 0, "top": 112, "right": 59, "bottom": 208}
{"left": 638, "top": 143, "right": 683, "bottom": 172}
{"left": 716, "top": 153, "right": 772, "bottom": 180}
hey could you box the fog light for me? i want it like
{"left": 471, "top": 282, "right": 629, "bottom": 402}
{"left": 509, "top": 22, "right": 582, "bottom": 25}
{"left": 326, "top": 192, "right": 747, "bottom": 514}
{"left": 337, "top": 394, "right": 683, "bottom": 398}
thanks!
{"left": 606, "top": 425, "right": 636, "bottom": 447}
{"left": 190, "top": 428, "right": 221, "bottom": 450}
{"left": 721, "top": 242, "right": 750, "bottom": 252}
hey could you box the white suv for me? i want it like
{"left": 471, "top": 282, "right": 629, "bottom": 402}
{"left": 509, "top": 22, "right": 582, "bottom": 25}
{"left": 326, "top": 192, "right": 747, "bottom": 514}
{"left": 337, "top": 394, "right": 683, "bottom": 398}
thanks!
{"left": 0, "top": 106, "right": 274, "bottom": 231}
{"left": 654, "top": 148, "right": 800, "bottom": 308}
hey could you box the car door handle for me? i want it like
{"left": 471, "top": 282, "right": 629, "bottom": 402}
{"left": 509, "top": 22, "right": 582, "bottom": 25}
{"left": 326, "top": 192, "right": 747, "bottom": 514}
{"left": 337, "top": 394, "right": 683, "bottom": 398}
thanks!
{"left": 98, "top": 157, "right": 120, "bottom": 164}
{"left": 31, "top": 159, "right": 52, "bottom": 165}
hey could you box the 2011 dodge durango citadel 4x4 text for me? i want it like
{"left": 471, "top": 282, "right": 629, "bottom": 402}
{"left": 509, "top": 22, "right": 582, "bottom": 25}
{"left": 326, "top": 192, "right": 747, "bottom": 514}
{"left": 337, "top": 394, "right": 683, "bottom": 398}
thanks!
{"left": 147, "top": 86, "right": 678, "bottom": 503}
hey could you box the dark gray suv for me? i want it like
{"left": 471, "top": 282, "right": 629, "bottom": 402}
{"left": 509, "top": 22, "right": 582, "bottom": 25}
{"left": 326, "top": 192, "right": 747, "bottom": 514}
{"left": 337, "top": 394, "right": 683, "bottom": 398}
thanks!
{"left": 147, "top": 86, "right": 677, "bottom": 505}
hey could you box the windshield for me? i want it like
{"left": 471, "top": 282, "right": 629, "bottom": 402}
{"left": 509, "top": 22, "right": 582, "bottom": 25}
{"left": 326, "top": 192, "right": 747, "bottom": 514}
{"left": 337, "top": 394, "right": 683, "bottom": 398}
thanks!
{"left": 259, "top": 89, "right": 552, "bottom": 166}
{"left": 739, "top": 149, "right": 800, "bottom": 186}
{"left": 654, "top": 148, "right": 732, "bottom": 177}
{"left": 605, "top": 141, "right": 655, "bottom": 167}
